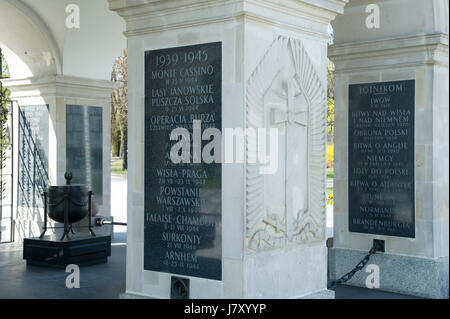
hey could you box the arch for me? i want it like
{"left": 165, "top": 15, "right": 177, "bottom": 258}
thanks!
{"left": 0, "top": 0, "right": 62, "bottom": 78}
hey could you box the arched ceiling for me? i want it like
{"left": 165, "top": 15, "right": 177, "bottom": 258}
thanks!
{"left": 0, "top": 0, "right": 126, "bottom": 80}
{"left": 0, "top": 0, "right": 60, "bottom": 78}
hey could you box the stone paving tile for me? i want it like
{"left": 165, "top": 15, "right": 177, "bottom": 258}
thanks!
{"left": 0, "top": 177, "right": 421, "bottom": 299}
{"left": 0, "top": 231, "right": 421, "bottom": 299}
{"left": 0, "top": 232, "right": 126, "bottom": 299}
{"left": 332, "top": 284, "right": 423, "bottom": 299}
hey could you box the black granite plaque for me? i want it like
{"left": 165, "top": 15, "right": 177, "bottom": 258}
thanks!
{"left": 18, "top": 105, "right": 49, "bottom": 210}
{"left": 144, "top": 42, "right": 222, "bottom": 280}
{"left": 66, "top": 105, "right": 103, "bottom": 204}
{"left": 349, "top": 80, "right": 415, "bottom": 238}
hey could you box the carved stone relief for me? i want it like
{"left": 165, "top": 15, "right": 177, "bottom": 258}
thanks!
{"left": 246, "top": 36, "right": 327, "bottom": 251}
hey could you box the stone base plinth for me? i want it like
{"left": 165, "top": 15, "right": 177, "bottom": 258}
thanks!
{"left": 120, "top": 292, "right": 154, "bottom": 299}
{"left": 330, "top": 248, "right": 449, "bottom": 299}
{"left": 119, "top": 290, "right": 335, "bottom": 299}
{"left": 23, "top": 234, "right": 111, "bottom": 268}
{"left": 299, "top": 289, "right": 335, "bottom": 299}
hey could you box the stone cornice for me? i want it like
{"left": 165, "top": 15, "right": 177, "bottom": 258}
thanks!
{"left": 1, "top": 75, "right": 117, "bottom": 101}
{"left": 108, "top": 0, "right": 348, "bottom": 38}
{"left": 329, "top": 33, "right": 449, "bottom": 73}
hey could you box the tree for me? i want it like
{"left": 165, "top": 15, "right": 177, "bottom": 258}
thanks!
{"left": 0, "top": 49, "right": 10, "bottom": 77}
{"left": 327, "top": 59, "right": 335, "bottom": 144}
{"left": 327, "top": 24, "right": 335, "bottom": 145}
{"left": 111, "top": 49, "right": 128, "bottom": 170}
{"left": 1, "top": 49, "right": 11, "bottom": 148}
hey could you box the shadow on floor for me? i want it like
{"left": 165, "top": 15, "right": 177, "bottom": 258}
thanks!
{"left": 332, "top": 284, "right": 423, "bottom": 299}
{"left": 0, "top": 232, "right": 423, "bottom": 299}
{"left": 0, "top": 232, "right": 126, "bottom": 299}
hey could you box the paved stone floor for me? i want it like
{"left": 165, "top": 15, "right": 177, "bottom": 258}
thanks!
{"left": 332, "top": 284, "right": 421, "bottom": 299}
{"left": 0, "top": 230, "right": 420, "bottom": 299}
{"left": 0, "top": 232, "right": 126, "bottom": 299}
{"left": 0, "top": 176, "right": 422, "bottom": 299}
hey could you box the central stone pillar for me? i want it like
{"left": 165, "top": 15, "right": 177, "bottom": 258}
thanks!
{"left": 110, "top": 0, "right": 347, "bottom": 299}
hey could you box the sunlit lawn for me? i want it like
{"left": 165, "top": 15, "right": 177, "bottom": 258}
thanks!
{"left": 327, "top": 167, "right": 334, "bottom": 205}
{"left": 327, "top": 167, "right": 334, "bottom": 180}
{"left": 111, "top": 157, "right": 127, "bottom": 176}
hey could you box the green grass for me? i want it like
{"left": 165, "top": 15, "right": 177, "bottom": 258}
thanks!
{"left": 111, "top": 157, "right": 127, "bottom": 176}
{"left": 326, "top": 187, "right": 334, "bottom": 205}
{"left": 326, "top": 187, "right": 333, "bottom": 197}
{"left": 327, "top": 168, "right": 334, "bottom": 180}
{"left": 326, "top": 168, "right": 334, "bottom": 204}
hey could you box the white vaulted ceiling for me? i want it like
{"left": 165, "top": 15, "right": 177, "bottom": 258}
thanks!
{"left": 0, "top": 0, "right": 59, "bottom": 78}
{"left": 0, "top": 0, "right": 126, "bottom": 80}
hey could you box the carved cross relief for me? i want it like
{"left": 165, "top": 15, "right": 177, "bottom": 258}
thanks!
{"left": 246, "top": 36, "right": 326, "bottom": 251}
{"left": 263, "top": 67, "right": 309, "bottom": 241}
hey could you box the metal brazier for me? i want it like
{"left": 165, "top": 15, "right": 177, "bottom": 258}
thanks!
{"left": 47, "top": 184, "right": 89, "bottom": 224}
{"left": 40, "top": 172, "right": 95, "bottom": 240}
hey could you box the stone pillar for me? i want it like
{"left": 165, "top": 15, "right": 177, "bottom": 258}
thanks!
{"left": 109, "top": 0, "right": 347, "bottom": 299}
{"left": 3, "top": 75, "right": 114, "bottom": 240}
{"left": 329, "top": 0, "right": 449, "bottom": 298}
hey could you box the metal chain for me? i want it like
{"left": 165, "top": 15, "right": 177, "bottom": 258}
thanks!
{"left": 328, "top": 241, "right": 380, "bottom": 289}
{"left": 41, "top": 193, "right": 90, "bottom": 207}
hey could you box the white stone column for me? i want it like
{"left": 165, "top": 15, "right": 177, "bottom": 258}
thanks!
{"left": 109, "top": 0, "right": 347, "bottom": 299}
{"left": 3, "top": 75, "right": 114, "bottom": 239}
{"left": 329, "top": 0, "right": 449, "bottom": 298}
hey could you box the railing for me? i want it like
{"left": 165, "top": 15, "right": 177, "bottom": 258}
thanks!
{"left": 0, "top": 81, "right": 14, "bottom": 243}
{"left": 17, "top": 105, "right": 49, "bottom": 234}
{"left": 0, "top": 78, "right": 49, "bottom": 243}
